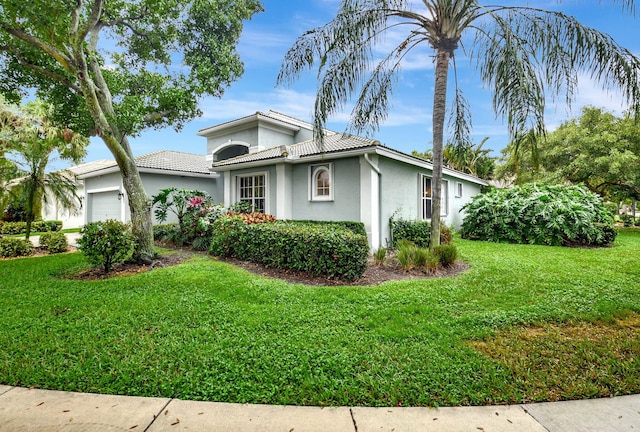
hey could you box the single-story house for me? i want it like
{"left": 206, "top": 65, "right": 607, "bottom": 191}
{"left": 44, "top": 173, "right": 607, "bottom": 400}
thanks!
{"left": 199, "top": 111, "right": 488, "bottom": 248}
{"left": 74, "top": 110, "right": 487, "bottom": 248}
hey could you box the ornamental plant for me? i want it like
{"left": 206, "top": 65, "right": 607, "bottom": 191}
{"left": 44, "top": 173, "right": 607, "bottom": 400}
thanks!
{"left": 78, "top": 220, "right": 136, "bottom": 272}
{"left": 461, "top": 184, "right": 617, "bottom": 247}
{"left": 39, "top": 231, "right": 68, "bottom": 254}
{"left": 0, "top": 237, "right": 34, "bottom": 258}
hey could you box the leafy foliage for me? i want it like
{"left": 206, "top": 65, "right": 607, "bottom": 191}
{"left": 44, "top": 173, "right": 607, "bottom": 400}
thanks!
{"left": 461, "top": 184, "right": 617, "bottom": 247}
{"left": 78, "top": 220, "right": 136, "bottom": 272}
{"left": 0, "top": 237, "right": 33, "bottom": 257}
{"left": 278, "top": 0, "right": 640, "bottom": 249}
{"left": 210, "top": 218, "right": 369, "bottom": 281}
{"left": 0, "top": 220, "right": 61, "bottom": 235}
{"left": 0, "top": 0, "right": 262, "bottom": 261}
{"left": 389, "top": 218, "right": 452, "bottom": 248}
{"left": 38, "top": 231, "right": 68, "bottom": 254}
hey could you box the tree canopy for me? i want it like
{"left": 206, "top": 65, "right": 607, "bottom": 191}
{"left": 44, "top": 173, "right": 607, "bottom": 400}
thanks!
{"left": 542, "top": 107, "right": 640, "bottom": 201}
{"left": 0, "top": 98, "right": 87, "bottom": 237}
{"left": 278, "top": 0, "right": 640, "bottom": 247}
{"left": 0, "top": 0, "right": 262, "bottom": 260}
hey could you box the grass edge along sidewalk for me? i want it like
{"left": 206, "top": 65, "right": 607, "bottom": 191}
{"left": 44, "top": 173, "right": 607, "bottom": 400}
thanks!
{"left": 0, "top": 229, "right": 638, "bottom": 407}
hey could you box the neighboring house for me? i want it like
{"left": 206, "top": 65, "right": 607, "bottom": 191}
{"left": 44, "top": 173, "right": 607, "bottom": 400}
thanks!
{"left": 200, "top": 111, "right": 488, "bottom": 249}
{"left": 77, "top": 150, "right": 219, "bottom": 225}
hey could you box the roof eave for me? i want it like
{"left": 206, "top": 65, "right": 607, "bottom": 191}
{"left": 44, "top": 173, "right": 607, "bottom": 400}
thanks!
{"left": 197, "top": 113, "right": 302, "bottom": 137}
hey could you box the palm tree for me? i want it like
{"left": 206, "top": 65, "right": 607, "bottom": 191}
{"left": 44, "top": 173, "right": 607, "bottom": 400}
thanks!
{"left": 0, "top": 100, "right": 87, "bottom": 238}
{"left": 277, "top": 0, "right": 640, "bottom": 247}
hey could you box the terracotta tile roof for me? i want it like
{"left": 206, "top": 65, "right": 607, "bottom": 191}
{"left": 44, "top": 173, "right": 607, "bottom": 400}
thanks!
{"left": 212, "top": 133, "right": 378, "bottom": 167}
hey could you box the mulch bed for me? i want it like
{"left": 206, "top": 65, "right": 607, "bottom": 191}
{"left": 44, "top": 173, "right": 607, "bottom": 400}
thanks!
{"left": 220, "top": 256, "right": 469, "bottom": 286}
{"left": 10, "top": 243, "right": 468, "bottom": 285}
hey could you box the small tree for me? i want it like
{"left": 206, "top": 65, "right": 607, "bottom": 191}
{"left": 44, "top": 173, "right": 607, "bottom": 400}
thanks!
{"left": 0, "top": 0, "right": 263, "bottom": 262}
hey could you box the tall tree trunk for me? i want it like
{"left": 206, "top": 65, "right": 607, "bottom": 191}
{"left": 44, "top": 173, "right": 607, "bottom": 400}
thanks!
{"left": 430, "top": 48, "right": 452, "bottom": 248}
{"left": 115, "top": 139, "right": 156, "bottom": 263}
{"left": 74, "top": 53, "right": 156, "bottom": 263}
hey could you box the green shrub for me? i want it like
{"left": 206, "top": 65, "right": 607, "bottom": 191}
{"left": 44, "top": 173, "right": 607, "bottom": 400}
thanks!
{"left": 0, "top": 220, "right": 61, "bottom": 235}
{"left": 0, "top": 237, "right": 34, "bottom": 258}
{"left": 287, "top": 220, "right": 367, "bottom": 237}
{"left": 209, "top": 216, "right": 245, "bottom": 257}
{"left": 621, "top": 214, "right": 635, "bottom": 227}
{"left": 390, "top": 219, "right": 431, "bottom": 248}
{"left": 153, "top": 223, "right": 180, "bottom": 243}
{"left": 461, "top": 184, "right": 617, "bottom": 247}
{"left": 0, "top": 221, "right": 26, "bottom": 235}
{"left": 39, "top": 232, "right": 68, "bottom": 254}
{"left": 211, "top": 219, "right": 369, "bottom": 281}
{"left": 389, "top": 218, "right": 451, "bottom": 247}
{"left": 77, "top": 220, "right": 136, "bottom": 272}
{"left": 373, "top": 247, "right": 387, "bottom": 266}
{"left": 432, "top": 244, "right": 458, "bottom": 267}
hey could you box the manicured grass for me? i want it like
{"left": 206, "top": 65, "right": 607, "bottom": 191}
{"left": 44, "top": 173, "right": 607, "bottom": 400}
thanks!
{"left": 1, "top": 230, "right": 639, "bottom": 407}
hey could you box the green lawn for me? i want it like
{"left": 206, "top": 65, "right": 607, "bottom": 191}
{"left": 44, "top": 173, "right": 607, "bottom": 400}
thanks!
{"left": 1, "top": 229, "right": 638, "bottom": 407}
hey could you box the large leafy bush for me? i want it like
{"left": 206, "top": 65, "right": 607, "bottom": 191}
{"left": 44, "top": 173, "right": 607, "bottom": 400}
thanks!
{"left": 461, "top": 184, "right": 617, "bottom": 246}
{"left": 78, "top": 220, "right": 136, "bottom": 272}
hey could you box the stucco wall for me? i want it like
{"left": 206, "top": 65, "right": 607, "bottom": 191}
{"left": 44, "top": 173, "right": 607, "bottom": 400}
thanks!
{"left": 378, "top": 157, "right": 483, "bottom": 245}
{"left": 84, "top": 171, "right": 219, "bottom": 225}
{"left": 290, "top": 157, "right": 361, "bottom": 222}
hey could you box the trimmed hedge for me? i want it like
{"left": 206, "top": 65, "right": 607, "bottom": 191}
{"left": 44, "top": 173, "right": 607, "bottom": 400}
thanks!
{"left": 210, "top": 219, "right": 369, "bottom": 281}
{"left": 461, "top": 184, "right": 617, "bottom": 247}
{"left": 0, "top": 237, "right": 34, "bottom": 258}
{"left": 0, "top": 220, "right": 62, "bottom": 235}
{"left": 39, "top": 232, "right": 68, "bottom": 254}
{"left": 286, "top": 220, "right": 367, "bottom": 237}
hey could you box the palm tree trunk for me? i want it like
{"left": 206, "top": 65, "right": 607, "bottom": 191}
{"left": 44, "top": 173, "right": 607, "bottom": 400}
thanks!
{"left": 430, "top": 48, "right": 452, "bottom": 248}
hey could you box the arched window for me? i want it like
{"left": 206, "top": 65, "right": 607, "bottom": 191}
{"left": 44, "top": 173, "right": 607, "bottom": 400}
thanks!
{"left": 310, "top": 164, "right": 333, "bottom": 201}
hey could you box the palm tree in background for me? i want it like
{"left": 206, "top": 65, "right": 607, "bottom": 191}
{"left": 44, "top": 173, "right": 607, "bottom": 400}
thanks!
{"left": 0, "top": 99, "right": 87, "bottom": 238}
{"left": 277, "top": 0, "right": 640, "bottom": 247}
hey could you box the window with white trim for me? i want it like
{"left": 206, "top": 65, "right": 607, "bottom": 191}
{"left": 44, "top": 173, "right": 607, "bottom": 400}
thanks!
{"left": 420, "top": 175, "right": 448, "bottom": 220}
{"left": 455, "top": 181, "right": 463, "bottom": 198}
{"left": 237, "top": 173, "right": 266, "bottom": 213}
{"left": 309, "top": 163, "right": 333, "bottom": 201}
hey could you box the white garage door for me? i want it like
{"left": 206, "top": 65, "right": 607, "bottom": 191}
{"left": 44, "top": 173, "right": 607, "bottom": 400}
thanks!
{"left": 89, "top": 191, "right": 122, "bottom": 222}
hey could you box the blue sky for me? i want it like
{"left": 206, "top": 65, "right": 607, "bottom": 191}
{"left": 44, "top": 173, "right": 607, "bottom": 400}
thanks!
{"left": 76, "top": 0, "right": 640, "bottom": 169}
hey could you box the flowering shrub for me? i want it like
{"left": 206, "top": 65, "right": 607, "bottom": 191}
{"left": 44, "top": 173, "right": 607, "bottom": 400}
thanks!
{"left": 227, "top": 211, "right": 277, "bottom": 224}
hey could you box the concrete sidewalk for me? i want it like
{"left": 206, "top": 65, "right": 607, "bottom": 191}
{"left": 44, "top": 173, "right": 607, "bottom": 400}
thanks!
{"left": 1, "top": 386, "right": 638, "bottom": 431}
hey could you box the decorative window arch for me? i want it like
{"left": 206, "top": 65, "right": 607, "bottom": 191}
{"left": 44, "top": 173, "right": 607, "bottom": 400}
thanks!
{"left": 309, "top": 163, "right": 333, "bottom": 201}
